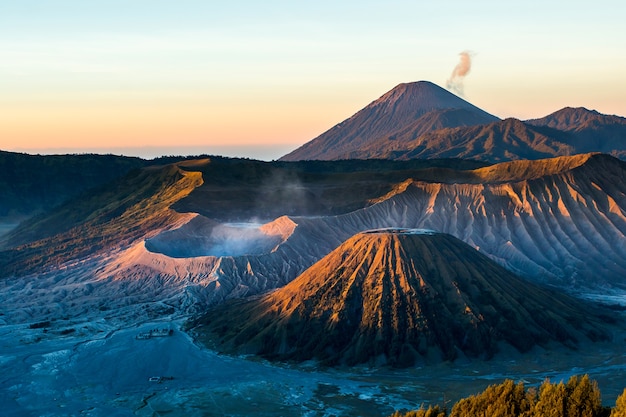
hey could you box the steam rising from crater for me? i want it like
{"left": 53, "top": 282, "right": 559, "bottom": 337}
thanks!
{"left": 446, "top": 51, "right": 472, "bottom": 97}
{"left": 145, "top": 215, "right": 297, "bottom": 258}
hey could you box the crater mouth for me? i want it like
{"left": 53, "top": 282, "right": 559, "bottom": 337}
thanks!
{"left": 361, "top": 227, "right": 438, "bottom": 236}
{"left": 145, "top": 215, "right": 297, "bottom": 258}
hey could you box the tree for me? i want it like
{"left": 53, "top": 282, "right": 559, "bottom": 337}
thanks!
{"left": 391, "top": 375, "right": 617, "bottom": 417}
{"left": 565, "top": 374, "right": 603, "bottom": 417}
{"left": 534, "top": 379, "right": 567, "bottom": 417}
{"left": 449, "top": 379, "right": 532, "bottom": 417}
{"left": 611, "top": 388, "right": 626, "bottom": 417}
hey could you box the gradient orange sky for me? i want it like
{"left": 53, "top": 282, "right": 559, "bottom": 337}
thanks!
{"left": 1, "top": 1, "right": 625, "bottom": 160}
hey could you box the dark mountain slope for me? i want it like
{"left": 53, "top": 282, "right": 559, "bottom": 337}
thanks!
{"left": 196, "top": 229, "right": 610, "bottom": 367}
{"left": 392, "top": 118, "right": 575, "bottom": 162}
{"left": 0, "top": 151, "right": 147, "bottom": 218}
{"left": 172, "top": 157, "right": 486, "bottom": 221}
{"left": 527, "top": 107, "right": 626, "bottom": 132}
{"left": 526, "top": 107, "right": 626, "bottom": 158}
{"left": 280, "top": 81, "right": 499, "bottom": 161}
{"left": 0, "top": 164, "right": 203, "bottom": 276}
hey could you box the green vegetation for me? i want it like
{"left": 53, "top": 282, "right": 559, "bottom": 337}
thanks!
{"left": 392, "top": 375, "right": 625, "bottom": 417}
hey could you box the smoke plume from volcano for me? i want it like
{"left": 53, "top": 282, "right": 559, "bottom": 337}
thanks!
{"left": 446, "top": 51, "right": 472, "bottom": 96}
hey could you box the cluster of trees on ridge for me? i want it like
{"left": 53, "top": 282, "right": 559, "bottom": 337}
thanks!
{"left": 391, "top": 375, "right": 626, "bottom": 417}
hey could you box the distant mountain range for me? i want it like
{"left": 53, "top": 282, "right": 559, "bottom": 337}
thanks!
{"left": 280, "top": 81, "right": 626, "bottom": 162}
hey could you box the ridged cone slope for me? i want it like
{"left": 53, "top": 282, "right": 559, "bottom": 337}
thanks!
{"left": 198, "top": 229, "right": 609, "bottom": 367}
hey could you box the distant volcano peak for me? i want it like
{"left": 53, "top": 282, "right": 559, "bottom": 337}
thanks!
{"left": 374, "top": 81, "right": 465, "bottom": 106}
{"left": 360, "top": 80, "right": 492, "bottom": 118}
{"left": 280, "top": 80, "right": 499, "bottom": 161}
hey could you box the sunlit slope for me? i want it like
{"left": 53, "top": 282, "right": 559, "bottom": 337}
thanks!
{"left": 0, "top": 164, "right": 202, "bottom": 276}
{"left": 197, "top": 230, "right": 610, "bottom": 367}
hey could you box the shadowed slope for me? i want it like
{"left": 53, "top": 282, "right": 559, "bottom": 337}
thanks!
{"left": 172, "top": 157, "right": 486, "bottom": 221}
{"left": 526, "top": 107, "right": 626, "bottom": 158}
{"left": 394, "top": 118, "right": 574, "bottom": 162}
{"left": 197, "top": 229, "right": 609, "bottom": 367}
{"left": 0, "top": 164, "right": 203, "bottom": 276}
{"left": 527, "top": 107, "right": 626, "bottom": 132}
{"left": 0, "top": 151, "right": 147, "bottom": 219}
{"left": 393, "top": 109, "right": 626, "bottom": 162}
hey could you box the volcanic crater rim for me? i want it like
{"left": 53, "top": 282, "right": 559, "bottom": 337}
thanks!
{"left": 145, "top": 215, "right": 297, "bottom": 258}
{"left": 361, "top": 227, "right": 439, "bottom": 236}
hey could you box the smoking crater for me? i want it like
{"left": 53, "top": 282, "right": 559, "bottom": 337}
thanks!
{"left": 145, "top": 215, "right": 296, "bottom": 258}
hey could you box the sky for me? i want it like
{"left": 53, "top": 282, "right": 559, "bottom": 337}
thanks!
{"left": 1, "top": 0, "right": 625, "bottom": 160}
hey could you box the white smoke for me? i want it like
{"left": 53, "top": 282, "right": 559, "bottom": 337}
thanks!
{"left": 446, "top": 51, "right": 472, "bottom": 97}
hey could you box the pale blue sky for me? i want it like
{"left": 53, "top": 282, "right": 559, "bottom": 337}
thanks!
{"left": 1, "top": 1, "right": 625, "bottom": 159}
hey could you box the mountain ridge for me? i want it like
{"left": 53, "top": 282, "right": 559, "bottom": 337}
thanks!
{"left": 526, "top": 106, "right": 626, "bottom": 131}
{"left": 280, "top": 82, "right": 626, "bottom": 162}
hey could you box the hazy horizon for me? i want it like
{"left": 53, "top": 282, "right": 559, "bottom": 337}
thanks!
{"left": 5, "top": 144, "right": 296, "bottom": 161}
{"left": 2, "top": 1, "right": 625, "bottom": 160}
